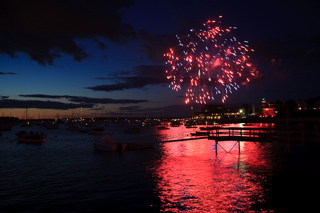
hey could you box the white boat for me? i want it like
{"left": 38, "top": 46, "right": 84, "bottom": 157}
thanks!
{"left": 92, "top": 137, "right": 126, "bottom": 152}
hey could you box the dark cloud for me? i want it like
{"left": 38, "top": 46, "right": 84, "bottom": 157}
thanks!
{"left": 117, "top": 104, "right": 202, "bottom": 117}
{"left": 1, "top": 96, "right": 9, "bottom": 99}
{"left": 68, "top": 96, "right": 148, "bottom": 104}
{"left": 0, "top": 72, "right": 16, "bottom": 75}
{"left": 263, "top": 89, "right": 318, "bottom": 94}
{"left": 19, "top": 94, "right": 66, "bottom": 99}
{"left": 0, "top": 99, "right": 93, "bottom": 110}
{"left": 0, "top": 0, "right": 135, "bottom": 65}
{"left": 87, "top": 65, "right": 167, "bottom": 92}
{"left": 252, "top": 34, "right": 320, "bottom": 67}
{"left": 19, "top": 94, "right": 148, "bottom": 104}
{"left": 93, "top": 77, "right": 112, "bottom": 80}
{"left": 118, "top": 106, "right": 142, "bottom": 111}
{"left": 136, "top": 30, "right": 175, "bottom": 63}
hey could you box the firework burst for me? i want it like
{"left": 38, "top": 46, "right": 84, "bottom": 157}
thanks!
{"left": 164, "top": 16, "right": 259, "bottom": 104}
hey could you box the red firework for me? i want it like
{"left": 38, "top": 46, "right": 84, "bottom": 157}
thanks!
{"left": 164, "top": 16, "right": 260, "bottom": 104}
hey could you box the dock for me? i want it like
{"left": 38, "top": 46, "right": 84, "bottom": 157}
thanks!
{"left": 128, "top": 127, "right": 320, "bottom": 155}
{"left": 207, "top": 127, "right": 320, "bottom": 155}
{"left": 161, "top": 136, "right": 208, "bottom": 143}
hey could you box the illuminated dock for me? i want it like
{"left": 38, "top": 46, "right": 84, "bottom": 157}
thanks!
{"left": 132, "top": 127, "right": 320, "bottom": 155}
{"left": 208, "top": 127, "right": 320, "bottom": 155}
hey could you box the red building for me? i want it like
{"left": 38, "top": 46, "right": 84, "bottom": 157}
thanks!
{"left": 259, "top": 98, "right": 276, "bottom": 117}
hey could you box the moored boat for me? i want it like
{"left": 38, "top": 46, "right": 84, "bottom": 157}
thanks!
{"left": 88, "top": 126, "right": 113, "bottom": 135}
{"left": 46, "top": 123, "right": 60, "bottom": 129}
{"left": 124, "top": 127, "right": 140, "bottom": 133}
{"left": 170, "top": 120, "right": 180, "bottom": 127}
{"left": 92, "top": 137, "right": 126, "bottom": 152}
{"left": 16, "top": 131, "right": 46, "bottom": 143}
{"left": 157, "top": 125, "right": 170, "bottom": 130}
{"left": 199, "top": 126, "right": 222, "bottom": 130}
{"left": 125, "top": 143, "right": 155, "bottom": 150}
{"left": 190, "top": 131, "right": 211, "bottom": 136}
{"left": 66, "top": 124, "right": 80, "bottom": 131}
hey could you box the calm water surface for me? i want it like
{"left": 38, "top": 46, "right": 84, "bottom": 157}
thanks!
{"left": 0, "top": 123, "right": 319, "bottom": 212}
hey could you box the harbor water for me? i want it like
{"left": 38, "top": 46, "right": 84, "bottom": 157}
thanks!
{"left": 1, "top": 123, "right": 319, "bottom": 212}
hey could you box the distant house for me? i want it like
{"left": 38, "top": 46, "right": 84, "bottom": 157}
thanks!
{"left": 297, "top": 98, "right": 320, "bottom": 111}
{"left": 259, "top": 98, "right": 276, "bottom": 117}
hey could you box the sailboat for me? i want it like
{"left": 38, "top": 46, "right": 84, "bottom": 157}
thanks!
{"left": 16, "top": 108, "right": 46, "bottom": 143}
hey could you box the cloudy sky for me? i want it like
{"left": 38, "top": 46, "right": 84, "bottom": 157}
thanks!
{"left": 1, "top": 0, "right": 319, "bottom": 118}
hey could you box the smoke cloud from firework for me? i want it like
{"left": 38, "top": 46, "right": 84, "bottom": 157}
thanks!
{"left": 164, "top": 17, "right": 260, "bottom": 104}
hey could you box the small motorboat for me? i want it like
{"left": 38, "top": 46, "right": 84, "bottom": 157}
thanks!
{"left": 92, "top": 137, "right": 126, "bottom": 152}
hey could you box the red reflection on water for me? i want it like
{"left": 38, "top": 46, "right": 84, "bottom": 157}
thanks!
{"left": 151, "top": 124, "right": 272, "bottom": 212}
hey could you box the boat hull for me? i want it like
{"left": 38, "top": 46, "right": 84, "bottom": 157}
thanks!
{"left": 92, "top": 139, "right": 126, "bottom": 152}
{"left": 17, "top": 137, "right": 45, "bottom": 143}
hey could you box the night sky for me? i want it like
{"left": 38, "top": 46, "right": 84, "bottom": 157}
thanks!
{"left": 1, "top": 0, "right": 319, "bottom": 118}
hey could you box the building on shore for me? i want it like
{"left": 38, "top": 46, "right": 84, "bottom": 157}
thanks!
{"left": 259, "top": 98, "right": 276, "bottom": 117}
{"left": 192, "top": 104, "right": 246, "bottom": 123}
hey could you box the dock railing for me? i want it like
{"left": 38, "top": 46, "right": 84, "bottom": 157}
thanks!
{"left": 208, "top": 127, "right": 320, "bottom": 144}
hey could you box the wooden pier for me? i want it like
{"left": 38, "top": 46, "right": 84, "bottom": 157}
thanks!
{"left": 161, "top": 136, "right": 208, "bottom": 143}
{"left": 208, "top": 127, "right": 275, "bottom": 142}
{"left": 208, "top": 127, "right": 320, "bottom": 155}
{"left": 130, "top": 127, "right": 320, "bottom": 155}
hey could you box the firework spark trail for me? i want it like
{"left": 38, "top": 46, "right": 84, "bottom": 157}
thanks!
{"left": 164, "top": 16, "right": 260, "bottom": 104}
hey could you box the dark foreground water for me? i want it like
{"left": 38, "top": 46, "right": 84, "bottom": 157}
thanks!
{"left": 1, "top": 123, "right": 319, "bottom": 212}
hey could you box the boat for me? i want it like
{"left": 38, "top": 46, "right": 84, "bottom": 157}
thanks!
{"left": 124, "top": 127, "right": 140, "bottom": 133}
{"left": 0, "top": 125, "right": 13, "bottom": 131}
{"left": 185, "top": 120, "right": 197, "bottom": 128}
{"left": 92, "top": 137, "right": 126, "bottom": 152}
{"left": 88, "top": 126, "right": 113, "bottom": 135}
{"left": 16, "top": 131, "right": 46, "bottom": 143}
{"left": 185, "top": 125, "right": 197, "bottom": 128}
{"left": 199, "top": 126, "right": 222, "bottom": 130}
{"left": 46, "top": 122, "right": 60, "bottom": 129}
{"left": 21, "top": 122, "right": 33, "bottom": 127}
{"left": 66, "top": 124, "right": 80, "bottom": 131}
{"left": 170, "top": 120, "right": 180, "bottom": 127}
{"left": 78, "top": 128, "right": 89, "bottom": 133}
{"left": 125, "top": 143, "right": 155, "bottom": 150}
{"left": 190, "top": 131, "right": 211, "bottom": 136}
{"left": 157, "top": 125, "right": 170, "bottom": 130}
{"left": 92, "top": 126, "right": 105, "bottom": 131}
{"left": 243, "top": 123, "right": 255, "bottom": 126}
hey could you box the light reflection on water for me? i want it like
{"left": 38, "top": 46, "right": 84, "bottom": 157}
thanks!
{"left": 151, "top": 124, "right": 273, "bottom": 212}
{"left": 1, "top": 122, "right": 319, "bottom": 212}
